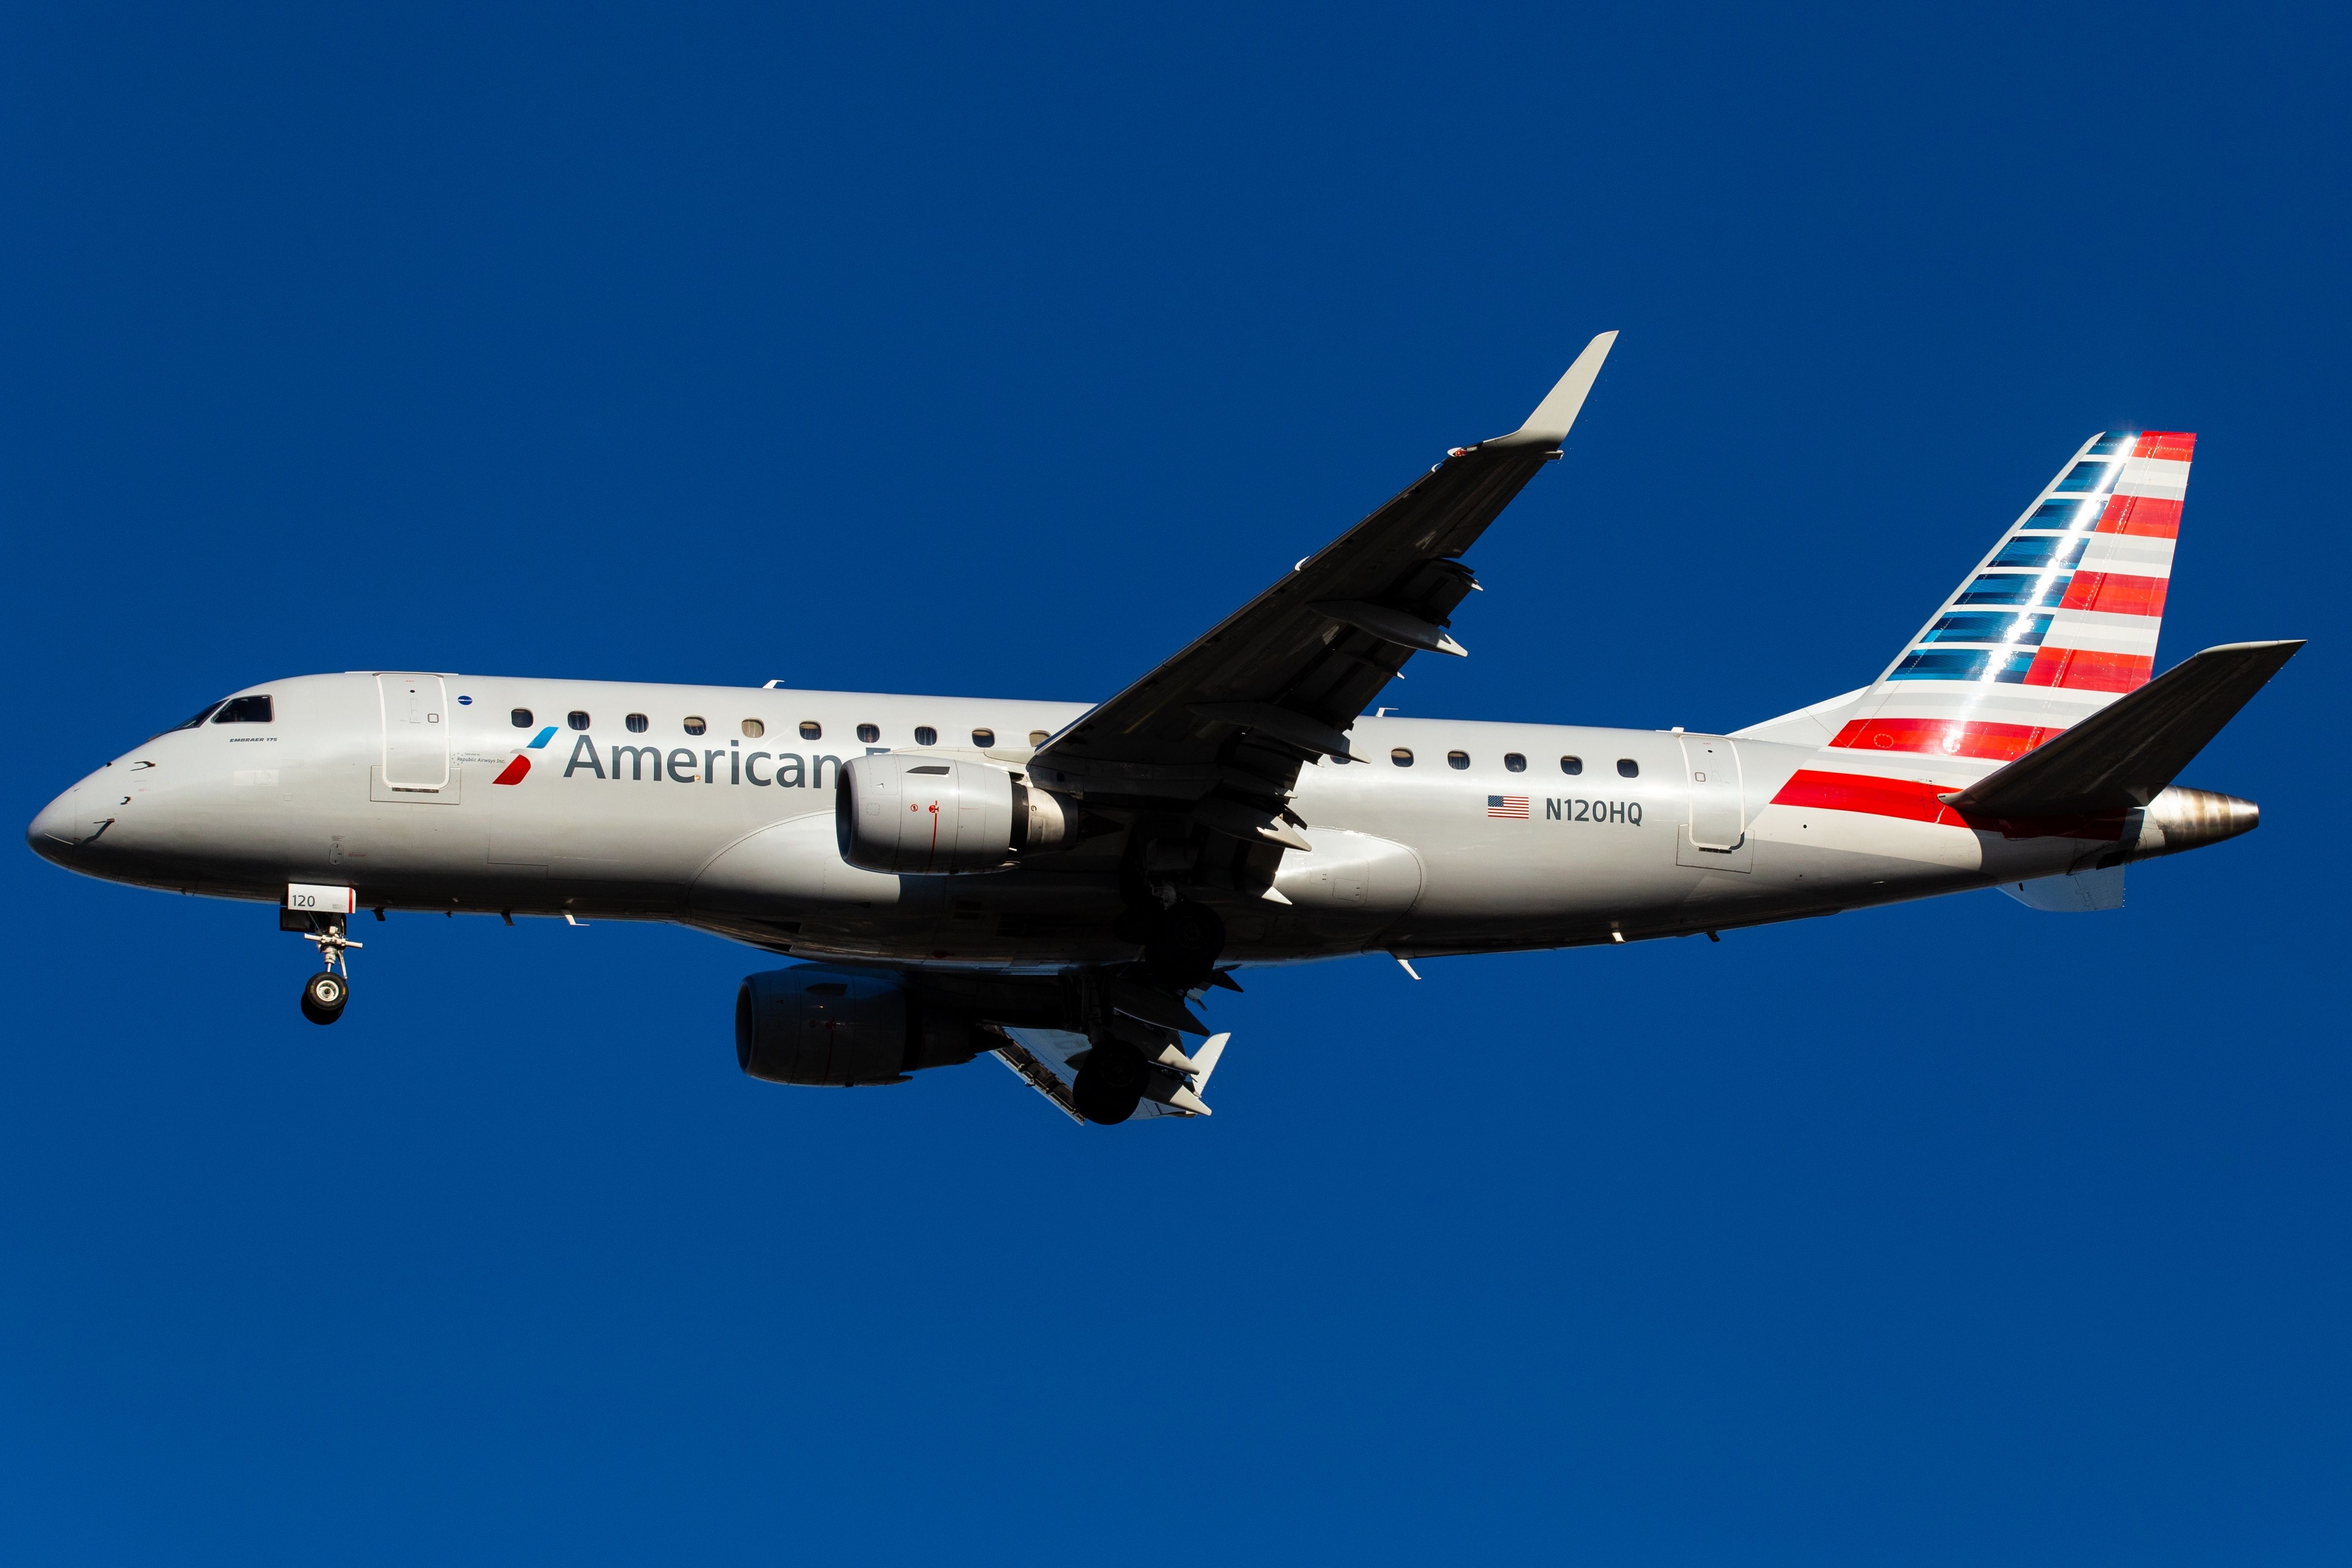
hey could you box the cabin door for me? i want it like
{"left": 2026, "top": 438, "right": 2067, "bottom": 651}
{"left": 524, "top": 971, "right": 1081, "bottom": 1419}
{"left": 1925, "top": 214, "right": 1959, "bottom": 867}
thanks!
{"left": 1677, "top": 734, "right": 1748, "bottom": 864}
{"left": 378, "top": 674, "right": 450, "bottom": 790}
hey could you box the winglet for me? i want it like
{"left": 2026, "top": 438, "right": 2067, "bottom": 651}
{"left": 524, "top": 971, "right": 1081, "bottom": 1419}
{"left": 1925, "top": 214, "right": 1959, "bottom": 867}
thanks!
{"left": 1484, "top": 331, "right": 1619, "bottom": 449}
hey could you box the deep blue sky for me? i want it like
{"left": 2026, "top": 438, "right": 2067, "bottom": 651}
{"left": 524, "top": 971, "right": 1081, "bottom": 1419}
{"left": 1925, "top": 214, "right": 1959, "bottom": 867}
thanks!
{"left": 4, "top": 4, "right": 2347, "bottom": 1562}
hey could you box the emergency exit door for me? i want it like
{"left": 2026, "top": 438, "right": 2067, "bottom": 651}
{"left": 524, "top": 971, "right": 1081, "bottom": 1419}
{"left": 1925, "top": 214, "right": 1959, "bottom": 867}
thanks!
{"left": 1677, "top": 733, "right": 1748, "bottom": 863}
{"left": 377, "top": 673, "right": 450, "bottom": 790}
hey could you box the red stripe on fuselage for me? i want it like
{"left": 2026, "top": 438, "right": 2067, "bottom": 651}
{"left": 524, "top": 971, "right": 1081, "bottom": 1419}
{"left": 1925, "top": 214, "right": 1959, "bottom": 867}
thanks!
{"left": 1769, "top": 769, "right": 2130, "bottom": 840}
{"left": 493, "top": 755, "right": 531, "bottom": 785}
{"left": 1827, "top": 717, "right": 2057, "bottom": 762}
{"left": 1772, "top": 769, "right": 1955, "bottom": 824}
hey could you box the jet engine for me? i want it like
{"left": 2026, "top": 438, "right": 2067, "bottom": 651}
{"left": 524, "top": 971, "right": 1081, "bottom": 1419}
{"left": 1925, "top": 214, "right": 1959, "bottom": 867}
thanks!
{"left": 734, "top": 966, "right": 986, "bottom": 1086}
{"left": 835, "top": 753, "right": 1079, "bottom": 874}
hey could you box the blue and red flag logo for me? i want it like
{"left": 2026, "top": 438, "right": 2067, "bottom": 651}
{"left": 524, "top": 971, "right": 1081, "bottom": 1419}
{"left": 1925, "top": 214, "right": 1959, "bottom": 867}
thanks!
{"left": 494, "top": 726, "right": 560, "bottom": 785}
{"left": 1486, "top": 795, "right": 1529, "bottom": 819}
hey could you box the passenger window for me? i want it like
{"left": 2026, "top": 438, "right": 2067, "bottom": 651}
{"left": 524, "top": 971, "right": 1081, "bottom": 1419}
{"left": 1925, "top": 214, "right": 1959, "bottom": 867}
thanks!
{"left": 742, "top": 719, "right": 765, "bottom": 738}
{"left": 510, "top": 708, "right": 533, "bottom": 729}
{"left": 212, "top": 695, "right": 273, "bottom": 724}
{"left": 1561, "top": 755, "right": 1583, "bottom": 775}
{"left": 972, "top": 728, "right": 996, "bottom": 747}
{"left": 914, "top": 726, "right": 938, "bottom": 746}
{"left": 1028, "top": 730, "right": 1050, "bottom": 746}
{"left": 683, "top": 716, "right": 707, "bottom": 736}
{"left": 1617, "top": 758, "right": 1640, "bottom": 778}
{"left": 1391, "top": 747, "right": 1414, "bottom": 767}
{"left": 1447, "top": 750, "right": 1470, "bottom": 769}
{"left": 1504, "top": 753, "right": 1526, "bottom": 772}
{"left": 625, "top": 713, "right": 649, "bottom": 733}
{"left": 857, "top": 723, "right": 880, "bottom": 743}
{"left": 169, "top": 701, "right": 225, "bottom": 732}
{"left": 567, "top": 711, "right": 590, "bottom": 731}
{"left": 799, "top": 721, "right": 822, "bottom": 740}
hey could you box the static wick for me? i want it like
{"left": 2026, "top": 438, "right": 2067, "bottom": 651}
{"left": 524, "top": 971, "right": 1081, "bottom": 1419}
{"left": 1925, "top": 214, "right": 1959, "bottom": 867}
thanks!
{"left": 1395, "top": 955, "right": 1422, "bottom": 981}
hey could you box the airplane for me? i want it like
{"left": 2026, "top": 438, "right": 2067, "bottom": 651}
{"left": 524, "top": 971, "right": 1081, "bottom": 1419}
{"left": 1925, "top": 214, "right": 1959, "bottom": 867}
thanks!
{"left": 26, "top": 333, "right": 2303, "bottom": 1125}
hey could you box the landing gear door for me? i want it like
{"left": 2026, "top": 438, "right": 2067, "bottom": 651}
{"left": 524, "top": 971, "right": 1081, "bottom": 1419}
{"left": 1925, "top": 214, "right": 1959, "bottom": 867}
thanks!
{"left": 1676, "top": 734, "right": 1753, "bottom": 872}
{"left": 377, "top": 673, "right": 450, "bottom": 790}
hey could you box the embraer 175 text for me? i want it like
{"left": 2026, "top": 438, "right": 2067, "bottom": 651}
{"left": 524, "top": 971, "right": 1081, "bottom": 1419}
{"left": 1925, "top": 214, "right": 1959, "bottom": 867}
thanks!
{"left": 28, "top": 335, "right": 2302, "bottom": 1124}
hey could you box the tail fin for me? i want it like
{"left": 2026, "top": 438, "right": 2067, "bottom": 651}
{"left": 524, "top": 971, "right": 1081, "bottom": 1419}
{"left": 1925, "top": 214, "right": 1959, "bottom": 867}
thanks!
{"left": 1827, "top": 430, "right": 2194, "bottom": 769}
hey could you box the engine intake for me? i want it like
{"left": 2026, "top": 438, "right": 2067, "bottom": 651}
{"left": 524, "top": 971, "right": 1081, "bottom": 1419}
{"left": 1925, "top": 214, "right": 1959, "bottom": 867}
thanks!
{"left": 835, "top": 753, "right": 1078, "bottom": 874}
{"left": 734, "top": 966, "right": 984, "bottom": 1086}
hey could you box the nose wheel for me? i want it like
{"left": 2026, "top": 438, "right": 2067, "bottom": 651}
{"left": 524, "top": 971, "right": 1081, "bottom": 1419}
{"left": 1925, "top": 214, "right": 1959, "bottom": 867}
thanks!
{"left": 301, "top": 969, "right": 348, "bottom": 1025}
{"left": 290, "top": 912, "right": 362, "bottom": 1026}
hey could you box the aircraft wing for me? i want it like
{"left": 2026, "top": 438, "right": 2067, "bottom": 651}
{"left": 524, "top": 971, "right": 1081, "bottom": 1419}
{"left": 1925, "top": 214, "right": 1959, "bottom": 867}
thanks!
{"left": 990, "top": 1026, "right": 1231, "bottom": 1123}
{"left": 1027, "top": 332, "right": 1616, "bottom": 872}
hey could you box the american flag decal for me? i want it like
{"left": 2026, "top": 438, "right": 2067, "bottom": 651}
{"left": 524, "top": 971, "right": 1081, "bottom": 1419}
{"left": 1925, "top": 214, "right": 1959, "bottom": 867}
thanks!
{"left": 1486, "top": 795, "right": 1529, "bottom": 819}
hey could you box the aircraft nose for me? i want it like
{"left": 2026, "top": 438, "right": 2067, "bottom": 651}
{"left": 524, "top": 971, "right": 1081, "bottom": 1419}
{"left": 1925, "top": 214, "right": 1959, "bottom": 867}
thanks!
{"left": 28, "top": 787, "right": 85, "bottom": 862}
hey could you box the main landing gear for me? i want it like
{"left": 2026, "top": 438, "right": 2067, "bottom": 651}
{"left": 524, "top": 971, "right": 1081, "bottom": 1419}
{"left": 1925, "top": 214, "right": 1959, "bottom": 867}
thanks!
{"left": 1114, "top": 897, "right": 1227, "bottom": 994}
{"left": 286, "top": 910, "right": 362, "bottom": 1026}
{"left": 1073, "top": 898, "right": 1230, "bottom": 1124}
{"left": 1072, "top": 1036, "right": 1149, "bottom": 1125}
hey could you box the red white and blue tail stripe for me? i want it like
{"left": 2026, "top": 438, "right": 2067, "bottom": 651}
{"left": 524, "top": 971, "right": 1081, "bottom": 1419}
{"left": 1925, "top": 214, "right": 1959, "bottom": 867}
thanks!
{"left": 1771, "top": 431, "right": 2192, "bottom": 823}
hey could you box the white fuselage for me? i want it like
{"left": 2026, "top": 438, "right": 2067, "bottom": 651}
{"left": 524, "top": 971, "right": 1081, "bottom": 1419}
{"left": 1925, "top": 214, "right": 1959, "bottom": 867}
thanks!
{"left": 28, "top": 670, "right": 2143, "bottom": 968}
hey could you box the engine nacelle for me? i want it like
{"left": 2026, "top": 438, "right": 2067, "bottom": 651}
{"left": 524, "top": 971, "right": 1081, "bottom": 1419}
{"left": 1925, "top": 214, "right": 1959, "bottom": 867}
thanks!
{"left": 834, "top": 753, "right": 1079, "bottom": 874}
{"left": 734, "top": 966, "right": 984, "bottom": 1086}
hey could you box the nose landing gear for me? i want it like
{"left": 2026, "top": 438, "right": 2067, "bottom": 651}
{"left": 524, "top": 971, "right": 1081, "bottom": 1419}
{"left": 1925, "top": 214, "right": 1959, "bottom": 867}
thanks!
{"left": 301, "top": 969, "right": 348, "bottom": 1025}
{"left": 285, "top": 910, "right": 362, "bottom": 1026}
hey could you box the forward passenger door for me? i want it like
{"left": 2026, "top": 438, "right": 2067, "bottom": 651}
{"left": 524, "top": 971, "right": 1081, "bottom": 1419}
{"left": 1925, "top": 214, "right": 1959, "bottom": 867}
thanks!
{"left": 376, "top": 673, "right": 451, "bottom": 793}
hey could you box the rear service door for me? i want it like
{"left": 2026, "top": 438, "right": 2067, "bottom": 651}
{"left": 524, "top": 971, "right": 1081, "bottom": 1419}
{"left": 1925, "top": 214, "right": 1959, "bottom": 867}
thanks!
{"left": 1677, "top": 734, "right": 1749, "bottom": 864}
{"left": 378, "top": 673, "right": 450, "bottom": 790}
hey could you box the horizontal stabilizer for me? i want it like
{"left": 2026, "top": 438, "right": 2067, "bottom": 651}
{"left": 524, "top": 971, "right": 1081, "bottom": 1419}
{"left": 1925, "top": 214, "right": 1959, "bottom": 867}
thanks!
{"left": 1947, "top": 640, "right": 2302, "bottom": 818}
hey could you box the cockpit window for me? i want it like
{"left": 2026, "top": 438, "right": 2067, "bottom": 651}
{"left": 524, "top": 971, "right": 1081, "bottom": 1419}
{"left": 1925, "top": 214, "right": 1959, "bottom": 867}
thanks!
{"left": 212, "top": 696, "right": 273, "bottom": 724}
{"left": 167, "top": 701, "right": 225, "bottom": 732}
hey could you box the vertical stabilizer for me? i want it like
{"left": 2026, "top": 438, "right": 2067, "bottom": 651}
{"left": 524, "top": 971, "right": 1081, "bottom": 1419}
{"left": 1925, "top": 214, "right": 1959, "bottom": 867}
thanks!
{"left": 1855, "top": 430, "right": 2190, "bottom": 752}
{"left": 1773, "top": 432, "right": 2194, "bottom": 817}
